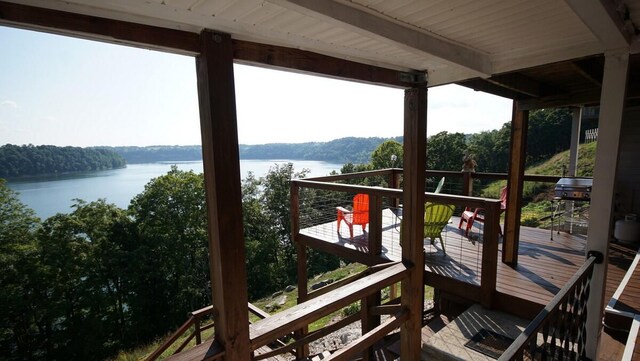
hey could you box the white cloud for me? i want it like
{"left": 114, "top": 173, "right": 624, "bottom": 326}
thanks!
{"left": 1, "top": 100, "right": 19, "bottom": 108}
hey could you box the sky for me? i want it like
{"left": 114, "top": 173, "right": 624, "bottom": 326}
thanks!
{"left": 0, "top": 26, "right": 513, "bottom": 147}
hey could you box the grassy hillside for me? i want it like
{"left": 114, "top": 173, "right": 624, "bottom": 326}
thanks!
{"left": 481, "top": 141, "right": 596, "bottom": 200}
{"left": 480, "top": 141, "right": 596, "bottom": 227}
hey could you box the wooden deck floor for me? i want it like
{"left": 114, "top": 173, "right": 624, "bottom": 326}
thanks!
{"left": 300, "top": 208, "right": 588, "bottom": 307}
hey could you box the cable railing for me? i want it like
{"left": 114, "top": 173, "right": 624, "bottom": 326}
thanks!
{"left": 292, "top": 168, "right": 503, "bottom": 308}
{"left": 499, "top": 251, "right": 602, "bottom": 361}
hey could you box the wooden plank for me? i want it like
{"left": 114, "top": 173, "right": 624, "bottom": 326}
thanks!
{"left": 232, "top": 40, "right": 412, "bottom": 89}
{"left": 299, "top": 233, "right": 386, "bottom": 266}
{"left": 291, "top": 181, "right": 309, "bottom": 360}
{"left": 196, "top": 30, "right": 250, "bottom": 360}
{"left": 325, "top": 309, "right": 409, "bottom": 361}
{"left": 163, "top": 340, "right": 224, "bottom": 361}
{"left": 0, "top": 1, "right": 199, "bottom": 54}
{"left": 480, "top": 201, "right": 500, "bottom": 307}
{"left": 400, "top": 86, "right": 427, "bottom": 359}
{"left": 249, "top": 263, "right": 408, "bottom": 349}
{"left": 503, "top": 102, "right": 528, "bottom": 265}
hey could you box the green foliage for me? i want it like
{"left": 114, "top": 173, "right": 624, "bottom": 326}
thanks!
{"left": 371, "top": 140, "right": 403, "bottom": 169}
{"left": 426, "top": 131, "right": 467, "bottom": 171}
{"left": 526, "top": 108, "right": 573, "bottom": 166}
{"left": 341, "top": 302, "right": 361, "bottom": 317}
{"left": 0, "top": 180, "right": 40, "bottom": 360}
{"left": 468, "top": 123, "right": 511, "bottom": 173}
{"left": 0, "top": 144, "right": 126, "bottom": 178}
{"left": 128, "top": 167, "right": 211, "bottom": 339}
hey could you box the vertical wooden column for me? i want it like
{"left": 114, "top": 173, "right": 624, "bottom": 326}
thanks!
{"left": 462, "top": 171, "right": 473, "bottom": 196}
{"left": 585, "top": 50, "right": 629, "bottom": 359}
{"left": 480, "top": 202, "right": 500, "bottom": 307}
{"left": 291, "top": 182, "right": 309, "bottom": 359}
{"left": 390, "top": 169, "right": 401, "bottom": 208}
{"left": 503, "top": 102, "right": 528, "bottom": 265}
{"left": 400, "top": 86, "right": 427, "bottom": 360}
{"left": 362, "top": 194, "right": 383, "bottom": 359}
{"left": 196, "top": 30, "right": 250, "bottom": 360}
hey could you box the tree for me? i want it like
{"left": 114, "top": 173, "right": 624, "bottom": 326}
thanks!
{"left": 371, "top": 140, "right": 403, "bottom": 169}
{"left": 128, "top": 166, "right": 210, "bottom": 338}
{"left": 0, "top": 180, "right": 41, "bottom": 360}
{"left": 426, "top": 131, "right": 467, "bottom": 171}
{"left": 526, "top": 108, "right": 572, "bottom": 165}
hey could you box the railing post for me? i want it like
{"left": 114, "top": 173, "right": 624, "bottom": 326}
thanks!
{"left": 390, "top": 169, "right": 401, "bottom": 208}
{"left": 462, "top": 171, "right": 473, "bottom": 196}
{"left": 363, "top": 194, "right": 383, "bottom": 359}
{"left": 290, "top": 181, "right": 309, "bottom": 359}
{"left": 194, "top": 318, "right": 202, "bottom": 345}
{"left": 400, "top": 85, "right": 427, "bottom": 360}
{"left": 480, "top": 201, "right": 500, "bottom": 308}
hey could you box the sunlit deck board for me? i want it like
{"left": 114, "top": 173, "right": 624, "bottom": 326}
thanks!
{"left": 299, "top": 208, "right": 588, "bottom": 306}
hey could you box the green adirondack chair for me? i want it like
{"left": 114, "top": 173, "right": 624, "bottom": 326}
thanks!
{"left": 424, "top": 203, "right": 455, "bottom": 254}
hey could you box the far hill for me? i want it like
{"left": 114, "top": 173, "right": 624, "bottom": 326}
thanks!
{"left": 101, "top": 136, "right": 402, "bottom": 164}
{"left": 0, "top": 144, "right": 126, "bottom": 178}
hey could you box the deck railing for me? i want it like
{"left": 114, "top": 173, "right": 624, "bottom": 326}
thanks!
{"left": 291, "top": 168, "right": 503, "bottom": 308}
{"left": 144, "top": 305, "right": 216, "bottom": 361}
{"left": 499, "top": 251, "right": 602, "bottom": 361}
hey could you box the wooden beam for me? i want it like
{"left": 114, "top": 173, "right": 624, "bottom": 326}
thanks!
{"left": 0, "top": 1, "right": 199, "bottom": 54}
{"left": 571, "top": 58, "right": 604, "bottom": 87}
{"left": 485, "top": 73, "right": 543, "bottom": 98}
{"left": 457, "top": 78, "right": 529, "bottom": 101}
{"left": 400, "top": 86, "right": 427, "bottom": 359}
{"left": 232, "top": 39, "right": 416, "bottom": 89}
{"left": 503, "top": 102, "right": 528, "bottom": 265}
{"left": 0, "top": 2, "right": 416, "bottom": 89}
{"left": 268, "top": 0, "right": 492, "bottom": 76}
{"left": 585, "top": 50, "right": 629, "bottom": 359}
{"left": 564, "top": 0, "right": 632, "bottom": 50}
{"left": 196, "top": 30, "right": 251, "bottom": 361}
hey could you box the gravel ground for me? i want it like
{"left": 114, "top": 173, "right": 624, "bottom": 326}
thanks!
{"left": 300, "top": 299, "right": 435, "bottom": 358}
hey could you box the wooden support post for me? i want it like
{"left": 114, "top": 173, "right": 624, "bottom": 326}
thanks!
{"left": 400, "top": 86, "right": 427, "bottom": 360}
{"left": 291, "top": 182, "right": 309, "bottom": 359}
{"left": 390, "top": 169, "right": 401, "bottom": 208}
{"left": 480, "top": 202, "right": 500, "bottom": 308}
{"left": 585, "top": 50, "right": 629, "bottom": 359}
{"left": 462, "top": 171, "right": 473, "bottom": 196}
{"left": 363, "top": 194, "right": 383, "bottom": 359}
{"left": 196, "top": 30, "right": 250, "bottom": 360}
{"left": 503, "top": 102, "right": 529, "bottom": 265}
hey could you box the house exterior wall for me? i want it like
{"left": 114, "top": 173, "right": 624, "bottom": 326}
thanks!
{"left": 616, "top": 106, "right": 640, "bottom": 222}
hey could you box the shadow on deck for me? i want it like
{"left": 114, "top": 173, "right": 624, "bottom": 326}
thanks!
{"left": 300, "top": 208, "right": 587, "bottom": 308}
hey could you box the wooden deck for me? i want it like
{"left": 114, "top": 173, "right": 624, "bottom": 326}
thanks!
{"left": 300, "top": 208, "right": 588, "bottom": 308}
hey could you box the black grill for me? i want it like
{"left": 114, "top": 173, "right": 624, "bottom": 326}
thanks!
{"left": 554, "top": 177, "right": 593, "bottom": 201}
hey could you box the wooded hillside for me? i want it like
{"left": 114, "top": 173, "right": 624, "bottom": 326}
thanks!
{"left": 0, "top": 144, "right": 126, "bottom": 178}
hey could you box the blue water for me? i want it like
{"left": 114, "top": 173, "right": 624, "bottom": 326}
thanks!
{"left": 6, "top": 159, "right": 341, "bottom": 219}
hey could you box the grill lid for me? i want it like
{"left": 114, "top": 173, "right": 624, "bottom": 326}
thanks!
{"left": 554, "top": 177, "right": 593, "bottom": 201}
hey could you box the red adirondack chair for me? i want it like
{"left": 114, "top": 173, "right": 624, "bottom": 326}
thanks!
{"left": 336, "top": 193, "right": 369, "bottom": 239}
{"left": 459, "top": 186, "right": 508, "bottom": 237}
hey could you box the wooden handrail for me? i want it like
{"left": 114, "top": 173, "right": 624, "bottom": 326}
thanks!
{"left": 144, "top": 306, "right": 216, "bottom": 361}
{"left": 249, "top": 262, "right": 410, "bottom": 350}
{"left": 145, "top": 302, "right": 270, "bottom": 361}
{"left": 498, "top": 253, "right": 599, "bottom": 360}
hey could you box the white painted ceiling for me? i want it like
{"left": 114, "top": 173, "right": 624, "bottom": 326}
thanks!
{"left": 6, "top": 0, "right": 640, "bottom": 86}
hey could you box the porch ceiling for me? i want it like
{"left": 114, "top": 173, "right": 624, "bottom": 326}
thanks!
{"left": 3, "top": 0, "right": 640, "bottom": 106}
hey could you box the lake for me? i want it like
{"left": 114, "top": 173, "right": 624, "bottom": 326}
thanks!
{"left": 6, "top": 159, "right": 342, "bottom": 219}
